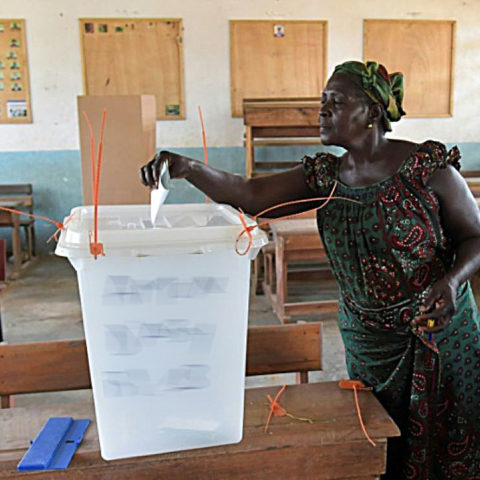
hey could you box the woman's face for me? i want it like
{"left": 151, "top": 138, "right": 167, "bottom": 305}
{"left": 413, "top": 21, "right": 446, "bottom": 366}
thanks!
{"left": 319, "top": 73, "right": 371, "bottom": 147}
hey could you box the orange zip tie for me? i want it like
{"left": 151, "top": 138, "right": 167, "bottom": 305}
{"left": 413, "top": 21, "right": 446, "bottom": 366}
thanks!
{"left": 339, "top": 379, "right": 376, "bottom": 447}
{"left": 235, "top": 182, "right": 364, "bottom": 255}
{"left": 82, "top": 111, "right": 96, "bottom": 206}
{"left": 82, "top": 109, "right": 107, "bottom": 259}
{"left": 0, "top": 206, "right": 76, "bottom": 245}
{"left": 0, "top": 206, "right": 63, "bottom": 231}
{"left": 264, "top": 385, "right": 314, "bottom": 433}
{"left": 236, "top": 208, "right": 253, "bottom": 255}
{"left": 0, "top": 206, "right": 64, "bottom": 243}
{"left": 198, "top": 105, "right": 210, "bottom": 204}
{"left": 47, "top": 213, "right": 76, "bottom": 243}
{"left": 265, "top": 385, "right": 287, "bottom": 433}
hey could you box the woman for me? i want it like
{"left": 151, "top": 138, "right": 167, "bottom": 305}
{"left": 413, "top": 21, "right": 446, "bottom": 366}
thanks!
{"left": 141, "top": 61, "right": 480, "bottom": 479}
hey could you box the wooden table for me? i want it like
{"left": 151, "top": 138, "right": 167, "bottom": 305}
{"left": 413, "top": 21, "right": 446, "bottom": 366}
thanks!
{"left": 263, "top": 218, "right": 339, "bottom": 323}
{"left": 0, "top": 200, "right": 23, "bottom": 280}
{"left": 0, "top": 382, "right": 399, "bottom": 479}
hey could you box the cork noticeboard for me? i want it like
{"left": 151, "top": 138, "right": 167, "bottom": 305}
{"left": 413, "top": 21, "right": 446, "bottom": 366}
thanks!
{"left": 80, "top": 18, "right": 185, "bottom": 120}
{"left": 230, "top": 20, "right": 327, "bottom": 117}
{"left": 0, "top": 19, "right": 31, "bottom": 123}
{"left": 364, "top": 19, "right": 456, "bottom": 117}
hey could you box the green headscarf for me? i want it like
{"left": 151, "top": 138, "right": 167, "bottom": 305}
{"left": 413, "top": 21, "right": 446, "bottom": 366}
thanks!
{"left": 333, "top": 61, "right": 406, "bottom": 132}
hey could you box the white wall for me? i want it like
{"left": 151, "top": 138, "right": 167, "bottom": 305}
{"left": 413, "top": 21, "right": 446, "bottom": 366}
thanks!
{"left": 0, "top": 0, "right": 478, "bottom": 151}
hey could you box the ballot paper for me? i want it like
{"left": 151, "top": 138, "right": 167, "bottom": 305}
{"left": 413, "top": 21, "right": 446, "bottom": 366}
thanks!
{"left": 150, "top": 163, "right": 170, "bottom": 226}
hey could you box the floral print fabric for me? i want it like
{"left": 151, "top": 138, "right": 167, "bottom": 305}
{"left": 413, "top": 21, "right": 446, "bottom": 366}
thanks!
{"left": 303, "top": 140, "right": 480, "bottom": 479}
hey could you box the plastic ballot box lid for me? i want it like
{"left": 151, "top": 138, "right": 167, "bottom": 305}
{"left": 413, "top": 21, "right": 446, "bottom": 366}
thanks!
{"left": 55, "top": 203, "right": 267, "bottom": 258}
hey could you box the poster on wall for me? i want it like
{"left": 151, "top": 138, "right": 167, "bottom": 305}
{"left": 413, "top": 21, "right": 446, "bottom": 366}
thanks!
{"left": 0, "top": 19, "right": 31, "bottom": 123}
{"left": 7, "top": 99, "right": 27, "bottom": 118}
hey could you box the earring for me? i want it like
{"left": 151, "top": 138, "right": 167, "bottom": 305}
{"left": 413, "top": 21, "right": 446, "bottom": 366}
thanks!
{"left": 367, "top": 123, "right": 373, "bottom": 129}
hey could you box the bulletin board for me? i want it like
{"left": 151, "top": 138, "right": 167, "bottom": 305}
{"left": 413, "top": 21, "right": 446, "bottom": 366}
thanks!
{"left": 363, "top": 20, "right": 456, "bottom": 117}
{"left": 230, "top": 20, "right": 327, "bottom": 117}
{"left": 79, "top": 18, "right": 185, "bottom": 120}
{"left": 0, "top": 19, "right": 31, "bottom": 123}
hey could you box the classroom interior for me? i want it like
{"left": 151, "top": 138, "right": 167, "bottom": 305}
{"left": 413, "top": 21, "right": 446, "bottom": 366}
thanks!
{"left": 0, "top": 0, "right": 479, "bottom": 477}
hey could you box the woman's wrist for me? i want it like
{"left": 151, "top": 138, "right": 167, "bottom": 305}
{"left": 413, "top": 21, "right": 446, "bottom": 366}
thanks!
{"left": 182, "top": 156, "right": 197, "bottom": 180}
{"left": 444, "top": 272, "right": 460, "bottom": 291}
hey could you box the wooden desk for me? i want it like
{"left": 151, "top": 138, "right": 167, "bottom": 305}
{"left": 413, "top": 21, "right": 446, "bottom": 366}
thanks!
{"left": 263, "top": 219, "right": 338, "bottom": 323}
{"left": 0, "top": 382, "right": 399, "bottom": 479}
{"left": 0, "top": 200, "right": 23, "bottom": 280}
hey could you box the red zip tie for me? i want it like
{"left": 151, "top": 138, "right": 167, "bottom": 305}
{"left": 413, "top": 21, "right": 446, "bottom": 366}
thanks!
{"left": 93, "top": 109, "right": 106, "bottom": 257}
{"left": 198, "top": 105, "right": 210, "bottom": 204}
{"left": 82, "top": 109, "right": 107, "bottom": 259}
{"left": 255, "top": 180, "right": 338, "bottom": 219}
{"left": 198, "top": 105, "right": 209, "bottom": 167}
{"left": 82, "top": 111, "right": 96, "bottom": 206}
{"left": 264, "top": 385, "right": 287, "bottom": 433}
{"left": 235, "top": 209, "right": 254, "bottom": 255}
{"left": 264, "top": 385, "right": 314, "bottom": 433}
{"left": 235, "top": 182, "right": 364, "bottom": 255}
{"left": 1, "top": 111, "right": 107, "bottom": 256}
{"left": 339, "top": 379, "right": 376, "bottom": 447}
{"left": 0, "top": 206, "right": 63, "bottom": 231}
{"left": 0, "top": 206, "right": 76, "bottom": 245}
{"left": 47, "top": 212, "right": 76, "bottom": 243}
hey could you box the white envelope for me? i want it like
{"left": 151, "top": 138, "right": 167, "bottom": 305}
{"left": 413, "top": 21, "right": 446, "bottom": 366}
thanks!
{"left": 150, "top": 163, "right": 169, "bottom": 226}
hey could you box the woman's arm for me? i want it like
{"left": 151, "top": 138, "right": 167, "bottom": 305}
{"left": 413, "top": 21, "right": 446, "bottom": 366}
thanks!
{"left": 432, "top": 165, "right": 480, "bottom": 288}
{"left": 140, "top": 151, "right": 318, "bottom": 217}
{"left": 414, "top": 165, "right": 480, "bottom": 332}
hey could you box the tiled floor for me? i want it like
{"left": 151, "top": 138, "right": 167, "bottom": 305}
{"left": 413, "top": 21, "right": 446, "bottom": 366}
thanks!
{"left": 0, "top": 255, "right": 347, "bottom": 405}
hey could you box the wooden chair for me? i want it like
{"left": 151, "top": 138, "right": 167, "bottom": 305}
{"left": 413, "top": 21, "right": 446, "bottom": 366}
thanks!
{"left": 0, "top": 322, "right": 322, "bottom": 408}
{"left": 0, "top": 184, "right": 36, "bottom": 260}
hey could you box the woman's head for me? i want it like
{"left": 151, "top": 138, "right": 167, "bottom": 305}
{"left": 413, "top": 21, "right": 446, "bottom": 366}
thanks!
{"left": 332, "top": 61, "right": 405, "bottom": 132}
{"left": 319, "top": 61, "right": 406, "bottom": 147}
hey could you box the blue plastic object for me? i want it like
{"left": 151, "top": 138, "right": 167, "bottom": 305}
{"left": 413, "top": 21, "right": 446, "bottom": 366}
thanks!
{"left": 17, "top": 417, "right": 90, "bottom": 471}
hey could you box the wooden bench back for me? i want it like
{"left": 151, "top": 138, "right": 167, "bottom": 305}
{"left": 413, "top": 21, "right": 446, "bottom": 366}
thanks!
{"left": 0, "top": 184, "right": 32, "bottom": 195}
{"left": 0, "top": 322, "right": 322, "bottom": 408}
{"left": 0, "top": 183, "right": 34, "bottom": 219}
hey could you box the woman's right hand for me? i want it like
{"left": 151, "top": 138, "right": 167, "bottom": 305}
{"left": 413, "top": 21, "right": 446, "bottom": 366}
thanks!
{"left": 140, "top": 151, "right": 193, "bottom": 188}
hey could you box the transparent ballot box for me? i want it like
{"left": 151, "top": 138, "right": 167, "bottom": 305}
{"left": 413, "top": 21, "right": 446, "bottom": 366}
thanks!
{"left": 56, "top": 204, "right": 267, "bottom": 460}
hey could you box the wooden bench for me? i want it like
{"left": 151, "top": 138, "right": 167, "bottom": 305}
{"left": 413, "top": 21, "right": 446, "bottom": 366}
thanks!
{"left": 0, "top": 322, "right": 322, "bottom": 408}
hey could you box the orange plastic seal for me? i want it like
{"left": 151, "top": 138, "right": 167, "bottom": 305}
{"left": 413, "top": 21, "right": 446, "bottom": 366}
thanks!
{"left": 339, "top": 379, "right": 376, "bottom": 447}
{"left": 83, "top": 109, "right": 107, "bottom": 259}
{"left": 339, "top": 379, "right": 373, "bottom": 391}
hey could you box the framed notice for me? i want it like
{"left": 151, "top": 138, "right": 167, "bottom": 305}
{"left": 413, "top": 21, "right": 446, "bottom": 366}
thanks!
{"left": 0, "top": 19, "right": 32, "bottom": 123}
{"left": 364, "top": 19, "right": 456, "bottom": 117}
{"left": 79, "top": 18, "right": 185, "bottom": 120}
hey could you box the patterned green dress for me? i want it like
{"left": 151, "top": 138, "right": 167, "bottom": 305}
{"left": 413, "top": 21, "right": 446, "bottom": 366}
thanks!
{"left": 302, "top": 140, "right": 480, "bottom": 479}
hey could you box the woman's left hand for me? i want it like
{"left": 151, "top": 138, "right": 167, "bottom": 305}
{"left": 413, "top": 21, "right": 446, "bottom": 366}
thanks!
{"left": 412, "top": 277, "right": 458, "bottom": 333}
